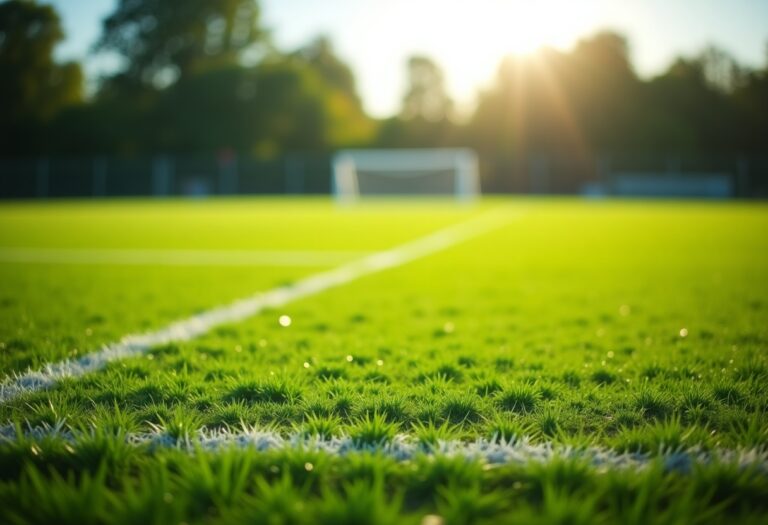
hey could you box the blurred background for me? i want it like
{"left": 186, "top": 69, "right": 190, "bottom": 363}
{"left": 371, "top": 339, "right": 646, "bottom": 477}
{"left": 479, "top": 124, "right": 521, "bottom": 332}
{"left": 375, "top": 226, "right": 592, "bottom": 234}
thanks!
{"left": 0, "top": 0, "right": 766, "bottom": 199}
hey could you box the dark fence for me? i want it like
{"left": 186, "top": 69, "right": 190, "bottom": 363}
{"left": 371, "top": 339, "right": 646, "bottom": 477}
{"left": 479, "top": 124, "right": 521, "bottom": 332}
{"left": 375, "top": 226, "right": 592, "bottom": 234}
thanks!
{"left": 0, "top": 153, "right": 333, "bottom": 199}
{"left": 479, "top": 152, "right": 768, "bottom": 198}
{"left": 1, "top": 151, "right": 766, "bottom": 199}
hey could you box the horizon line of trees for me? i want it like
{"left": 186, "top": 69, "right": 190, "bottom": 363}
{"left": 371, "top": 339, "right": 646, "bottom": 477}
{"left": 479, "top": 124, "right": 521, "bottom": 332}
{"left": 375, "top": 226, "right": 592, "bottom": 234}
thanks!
{"left": 1, "top": 0, "right": 767, "bottom": 163}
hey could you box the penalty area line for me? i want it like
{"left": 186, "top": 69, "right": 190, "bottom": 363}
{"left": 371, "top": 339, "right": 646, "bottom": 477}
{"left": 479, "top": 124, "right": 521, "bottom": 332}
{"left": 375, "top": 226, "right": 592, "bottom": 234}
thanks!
{"left": 0, "top": 208, "right": 518, "bottom": 404}
{"left": 2, "top": 423, "right": 767, "bottom": 473}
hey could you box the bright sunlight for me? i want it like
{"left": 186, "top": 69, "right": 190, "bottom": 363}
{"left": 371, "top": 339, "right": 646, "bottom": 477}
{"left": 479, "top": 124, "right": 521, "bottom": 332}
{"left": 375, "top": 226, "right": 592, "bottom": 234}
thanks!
{"left": 382, "top": 0, "right": 601, "bottom": 115}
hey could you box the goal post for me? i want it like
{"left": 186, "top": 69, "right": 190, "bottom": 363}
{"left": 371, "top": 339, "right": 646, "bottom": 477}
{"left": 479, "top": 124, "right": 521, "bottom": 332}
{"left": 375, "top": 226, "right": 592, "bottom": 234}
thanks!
{"left": 331, "top": 148, "right": 480, "bottom": 202}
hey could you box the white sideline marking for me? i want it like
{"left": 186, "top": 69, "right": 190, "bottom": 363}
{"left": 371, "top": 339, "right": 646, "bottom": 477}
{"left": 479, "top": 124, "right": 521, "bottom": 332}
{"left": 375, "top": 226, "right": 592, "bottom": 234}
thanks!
{"left": 0, "top": 209, "right": 515, "bottom": 403}
{"left": 0, "top": 248, "right": 369, "bottom": 267}
{"left": 2, "top": 423, "right": 766, "bottom": 473}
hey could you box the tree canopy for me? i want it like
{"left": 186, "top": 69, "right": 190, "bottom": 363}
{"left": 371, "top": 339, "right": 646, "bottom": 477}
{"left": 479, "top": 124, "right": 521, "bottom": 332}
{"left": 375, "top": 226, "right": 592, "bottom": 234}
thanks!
{"left": 31, "top": 0, "right": 372, "bottom": 155}
{"left": 1, "top": 0, "right": 766, "bottom": 167}
{"left": 0, "top": 0, "right": 82, "bottom": 153}
{"left": 468, "top": 31, "right": 768, "bottom": 157}
{"left": 95, "top": 0, "right": 266, "bottom": 86}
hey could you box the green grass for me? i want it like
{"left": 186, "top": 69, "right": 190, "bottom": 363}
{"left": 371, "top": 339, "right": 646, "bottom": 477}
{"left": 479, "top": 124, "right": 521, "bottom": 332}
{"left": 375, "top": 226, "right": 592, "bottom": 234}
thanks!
{"left": 0, "top": 199, "right": 474, "bottom": 374}
{"left": 1, "top": 197, "right": 767, "bottom": 523}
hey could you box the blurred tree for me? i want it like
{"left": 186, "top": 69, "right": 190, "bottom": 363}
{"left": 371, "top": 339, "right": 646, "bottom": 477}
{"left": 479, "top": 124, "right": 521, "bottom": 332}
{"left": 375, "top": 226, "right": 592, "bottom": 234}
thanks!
{"left": 292, "top": 37, "right": 374, "bottom": 147}
{"left": 90, "top": 3, "right": 373, "bottom": 154}
{"left": 49, "top": 78, "right": 159, "bottom": 156}
{"left": 144, "top": 52, "right": 372, "bottom": 154}
{"left": 401, "top": 55, "right": 452, "bottom": 122}
{"left": 731, "top": 49, "right": 768, "bottom": 153}
{"left": 472, "top": 32, "right": 642, "bottom": 154}
{"left": 468, "top": 55, "right": 525, "bottom": 155}
{"left": 95, "top": 0, "right": 266, "bottom": 87}
{"left": 0, "top": 0, "right": 83, "bottom": 154}
{"left": 377, "top": 55, "right": 456, "bottom": 147}
{"left": 645, "top": 52, "right": 740, "bottom": 153}
{"left": 150, "top": 60, "right": 324, "bottom": 153}
{"left": 566, "top": 32, "right": 642, "bottom": 150}
{"left": 295, "top": 36, "right": 358, "bottom": 102}
{"left": 468, "top": 33, "right": 761, "bottom": 161}
{"left": 698, "top": 45, "right": 745, "bottom": 93}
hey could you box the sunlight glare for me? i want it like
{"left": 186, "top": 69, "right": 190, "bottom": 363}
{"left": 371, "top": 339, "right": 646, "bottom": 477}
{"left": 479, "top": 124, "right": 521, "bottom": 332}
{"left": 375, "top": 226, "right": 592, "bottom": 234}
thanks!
{"left": 492, "top": 0, "right": 597, "bottom": 55}
{"left": 400, "top": 0, "right": 599, "bottom": 115}
{"left": 359, "top": 0, "right": 601, "bottom": 112}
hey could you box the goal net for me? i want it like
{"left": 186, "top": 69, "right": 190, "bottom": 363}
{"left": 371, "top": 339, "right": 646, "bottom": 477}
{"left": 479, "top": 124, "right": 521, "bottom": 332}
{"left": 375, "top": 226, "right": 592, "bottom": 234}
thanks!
{"left": 332, "top": 149, "right": 480, "bottom": 202}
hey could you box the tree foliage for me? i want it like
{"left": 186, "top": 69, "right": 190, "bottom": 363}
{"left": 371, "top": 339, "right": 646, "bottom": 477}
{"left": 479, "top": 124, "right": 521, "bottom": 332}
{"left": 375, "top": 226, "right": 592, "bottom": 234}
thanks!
{"left": 401, "top": 55, "right": 452, "bottom": 122}
{"left": 469, "top": 31, "right": 768, "bottom": 157}
{"left": 377, "top": 55, "right": 457, "bottom": 147}
{"left": 1, "top": 0, "right": 767, "bottom": 165}
{"left": 152, "top": 60, "right": 332, "bottom": 154}
{"left": 0, "top": 0, "right": 82, "bottom": 153}
{"left": 95, "top": 0, "right": 266, "bottom": 86}
{"left": 44, "top": 1, "right": 373, "bottom": 155}
{"left": 295, "top": 36, "right": 358, "bottom": 103}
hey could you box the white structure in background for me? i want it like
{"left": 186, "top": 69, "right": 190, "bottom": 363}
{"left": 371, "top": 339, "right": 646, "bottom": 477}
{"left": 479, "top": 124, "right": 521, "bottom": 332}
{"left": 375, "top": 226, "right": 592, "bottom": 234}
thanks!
{"left": 610, "top": 173, "right": 733, "bottom": 198}
{"left": 332, "top": 149, "right": 480, "bottom": 202}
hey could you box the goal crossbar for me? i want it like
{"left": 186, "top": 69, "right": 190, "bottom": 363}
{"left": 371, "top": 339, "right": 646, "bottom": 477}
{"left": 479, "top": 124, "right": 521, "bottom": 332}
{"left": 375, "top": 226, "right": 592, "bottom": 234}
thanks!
{"left": 332, "top": 148, "right": 480, "bottom": 202}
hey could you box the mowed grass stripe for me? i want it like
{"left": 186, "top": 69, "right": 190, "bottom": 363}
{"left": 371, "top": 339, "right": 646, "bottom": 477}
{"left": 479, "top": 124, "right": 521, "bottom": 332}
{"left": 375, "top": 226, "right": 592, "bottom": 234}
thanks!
{"left": 0, "top": 208, "right": 517, "bottom": 404}
{"left": 0, "top": 247, "right": 370, "bottom": 267}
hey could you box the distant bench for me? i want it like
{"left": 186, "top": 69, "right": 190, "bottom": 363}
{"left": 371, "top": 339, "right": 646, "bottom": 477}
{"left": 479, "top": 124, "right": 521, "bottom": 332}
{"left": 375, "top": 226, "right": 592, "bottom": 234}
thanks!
{"left": 611, "top": 173, "right": 733, "bottom": 198}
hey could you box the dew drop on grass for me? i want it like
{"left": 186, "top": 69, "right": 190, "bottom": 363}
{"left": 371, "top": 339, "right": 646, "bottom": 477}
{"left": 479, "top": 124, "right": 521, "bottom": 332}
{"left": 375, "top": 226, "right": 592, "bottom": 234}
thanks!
{"left": 679, "top": 328, "right": 689, "bottom": 337}
{"left": 421, "top": 515, "right": 444, "bottom": 525}
{"left": 279, "top": 315, "right": 292, "bottom": 327}
{"left": 619, "top": 305, "right": 631, "bottom": 316}
{"left": 303, "top": 362, "right": 310, "bottom": 368}
{"left": 304, "top": 462, "right": 314, "bottom": 471}
{"left": 346, "top": 355, "right": 354, "bottom": 362}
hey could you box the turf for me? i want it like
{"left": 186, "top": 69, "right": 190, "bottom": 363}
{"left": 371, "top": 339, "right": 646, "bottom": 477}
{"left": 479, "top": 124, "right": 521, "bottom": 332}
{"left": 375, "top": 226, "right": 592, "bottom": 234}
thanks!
{"left": 0, "top": 199, "right": 473, "bottom": 373}
{"left": 1, "top": 197, "right": 767, "bottom": 524}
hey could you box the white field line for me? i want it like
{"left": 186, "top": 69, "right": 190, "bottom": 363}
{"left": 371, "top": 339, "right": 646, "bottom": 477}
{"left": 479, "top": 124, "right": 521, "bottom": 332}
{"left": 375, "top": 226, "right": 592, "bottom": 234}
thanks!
{"left": 0, "top": 209, "right": 516, "bottom": 404}
{"left": 1, "top": 422, "right": 766, "bottom": 473}
{"left": 0, "top": 247, "right": 370, "bottom": 267}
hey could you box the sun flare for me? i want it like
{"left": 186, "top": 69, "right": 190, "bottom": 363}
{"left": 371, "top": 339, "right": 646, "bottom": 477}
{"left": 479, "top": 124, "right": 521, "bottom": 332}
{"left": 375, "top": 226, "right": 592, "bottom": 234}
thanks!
{"left": 410, "top": 0, "right": 599, "bottom": 112}
{"left": 483, "top": 0, "right": 597, "bottom": 56}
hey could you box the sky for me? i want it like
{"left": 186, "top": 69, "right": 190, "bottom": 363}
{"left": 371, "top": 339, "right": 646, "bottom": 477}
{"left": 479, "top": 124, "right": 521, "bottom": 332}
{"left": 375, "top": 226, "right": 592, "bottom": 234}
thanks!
{"left": 49, "top": 0, "right": 768, "bottom": 118}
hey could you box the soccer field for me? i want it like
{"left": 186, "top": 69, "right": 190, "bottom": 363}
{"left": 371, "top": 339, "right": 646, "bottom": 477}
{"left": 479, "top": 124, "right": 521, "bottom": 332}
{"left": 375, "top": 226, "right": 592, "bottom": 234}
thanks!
{"left": 1, "top": 198, "right": 767, "bottom": 524}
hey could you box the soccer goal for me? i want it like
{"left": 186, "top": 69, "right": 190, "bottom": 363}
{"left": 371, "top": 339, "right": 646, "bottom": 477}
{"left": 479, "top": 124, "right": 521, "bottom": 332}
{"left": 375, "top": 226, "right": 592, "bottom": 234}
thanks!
{"left": 332, "top": 149, "right": 480, "bottom": 202}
